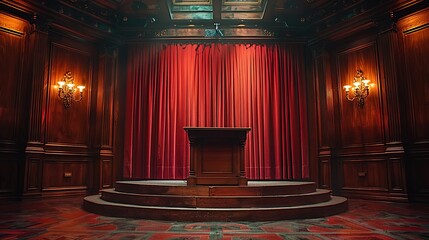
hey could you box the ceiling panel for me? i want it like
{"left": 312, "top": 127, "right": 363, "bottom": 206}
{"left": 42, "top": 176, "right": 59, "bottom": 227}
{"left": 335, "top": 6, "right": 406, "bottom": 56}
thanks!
{"left": 167, "top": 0, "right": 268, "bottom": 21}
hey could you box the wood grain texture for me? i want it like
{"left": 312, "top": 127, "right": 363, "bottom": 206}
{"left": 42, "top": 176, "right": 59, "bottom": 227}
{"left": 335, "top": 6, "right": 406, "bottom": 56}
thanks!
{"left": 314, "top": 54, "right": 330, "bottom": 149}
{"left": 337, "top": 42, "right": 383, "bottom": 147}
{"left": 397, "top": 7, "right": 429, "bottom": 202}
{"left": 319, "top": 157, "right": 331, "bottom": 189}
{"left": 0, "top": 14, "right": 28, "bottom": 197}
{"left": 401, "top": 21, "right": 429, "bottom": 143}
{"left": 0, "top": 156, "right": 18, "bottom": 194}
{"left": 0, "top": 16, "right": 25, "bottom": 144}
{"left": 42, "top": 161, "right": 88, "bottom": 190}
{"left": 342, "top": 158, "right": 388, "bottom": 191}
{"left": 46, "top": 42, "right": 93, "bottom": 146}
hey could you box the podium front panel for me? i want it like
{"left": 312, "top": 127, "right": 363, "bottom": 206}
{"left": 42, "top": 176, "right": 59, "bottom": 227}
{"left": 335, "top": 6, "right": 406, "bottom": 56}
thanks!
{"left": 184, "top": 127, "right": 250, "bottom": 186}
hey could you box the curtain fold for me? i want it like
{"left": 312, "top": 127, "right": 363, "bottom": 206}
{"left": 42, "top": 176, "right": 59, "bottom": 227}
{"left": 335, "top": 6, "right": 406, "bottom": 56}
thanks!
{"left": 124, "top": 43, "right": 309, "bottom": 180}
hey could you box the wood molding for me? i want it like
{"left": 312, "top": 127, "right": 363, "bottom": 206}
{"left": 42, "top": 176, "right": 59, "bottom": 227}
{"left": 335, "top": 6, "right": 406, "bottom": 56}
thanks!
{"left": 336, "top": 41, "right": 384, "bottom": 147}
{"left": 46, "top": 41, "right": 94, "bottom": 146}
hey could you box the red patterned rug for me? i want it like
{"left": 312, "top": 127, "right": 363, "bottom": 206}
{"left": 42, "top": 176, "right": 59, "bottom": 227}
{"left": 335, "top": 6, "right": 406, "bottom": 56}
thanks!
{"left": 1, "top": 197, "right": 428, "bottom": 239}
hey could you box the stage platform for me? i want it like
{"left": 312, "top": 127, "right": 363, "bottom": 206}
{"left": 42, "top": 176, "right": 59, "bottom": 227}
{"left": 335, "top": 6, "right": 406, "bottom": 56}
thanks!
{"left": 83, "top": 180, "right": 348, "bottom": 221}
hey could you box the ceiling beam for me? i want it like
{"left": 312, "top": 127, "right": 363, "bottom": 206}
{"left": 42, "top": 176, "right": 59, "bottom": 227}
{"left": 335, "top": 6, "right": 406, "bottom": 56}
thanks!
{"left": 213, "top": 0, "right": 221, "bottom": 22}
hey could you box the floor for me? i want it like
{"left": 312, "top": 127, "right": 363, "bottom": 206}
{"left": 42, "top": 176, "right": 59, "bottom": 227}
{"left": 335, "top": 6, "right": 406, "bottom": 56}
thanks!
{"left": 1, "top": 196, "right": 429, "bottom": 239}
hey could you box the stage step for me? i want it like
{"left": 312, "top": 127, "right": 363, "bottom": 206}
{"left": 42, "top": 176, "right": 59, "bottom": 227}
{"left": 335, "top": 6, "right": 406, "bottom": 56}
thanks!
{"left": 83, "top": 180, "right": 348, "bottom": 221}
{"left": 101, "top": 188, "right": 332, "bottom": 208}
{"left": 114, "top": 180, "right": 318, "bottom": 196}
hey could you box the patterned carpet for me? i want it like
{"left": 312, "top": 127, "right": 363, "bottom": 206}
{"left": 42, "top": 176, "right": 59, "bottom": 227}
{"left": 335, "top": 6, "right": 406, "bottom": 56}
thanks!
{"left": 1, "top": 196, "right": 428, "bottom": 239}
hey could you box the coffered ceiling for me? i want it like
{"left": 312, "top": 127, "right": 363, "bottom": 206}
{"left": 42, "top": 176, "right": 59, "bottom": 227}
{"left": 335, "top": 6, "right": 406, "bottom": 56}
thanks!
{"left": 91, "top": 0, "right": 330, "bottom": 28}
{"left": 3, "top": 0, "right": 411, "bottom": 40}
{"left": 167, "top": 0, "right": 268, "bottom": 21}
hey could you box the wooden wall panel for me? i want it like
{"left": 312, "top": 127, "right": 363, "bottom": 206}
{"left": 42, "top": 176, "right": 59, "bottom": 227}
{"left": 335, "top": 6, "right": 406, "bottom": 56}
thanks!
{"left": 0, "top": 154, "right": 18, "bottom": 194}
{"left": 401, "top": 21, "right": 429, "bottom": 143}
{"left": 330, "top": 38, "right": 408, "bottom": 200}
{"left": 0, "top": 30, "right": 22, "bottom": 143}
{"left": 0, "top": 13, "right": 28, "bottom": 197}
{"left": 390, "top": 158, "right": 405, "bottom": 191}
{"left": 37, "top": 35, "right": 97, "bottom": 196}
{"left": 0, "top": 13, "right": 27, "bottom": 146}
{"left": 0, "top": 4, "right": 118, "bottom": 198}
{"left": 93, "top": 47, "right": 118, "bottom": 191}
{"left": 337, "top": 43, "right": 383, "bottom": 147}
{"left": 25, "top": 156, "right": 42, "bottom": 192}
{"left": 46, "top": 42, "right": 93, "bottom": 146}
{"left": 311, "top": 13, "right": 409, "bottom": 200}
{"left": 342, "top": 159, "right": 388, "bottom": 190}
{"left": 313, "top": 50, "right": 337, "bottom": 190}
{"left": 42, "top": 161, "right": 88, "bottom": 190}
{"left": 102, "top": 159, "right": 113, "bottom": 188}
{"left": 314, "top": 55, "right": 331, "bottom": 149}
{"left": 398, "top": 7, "right": 429, "bottom": 202}
{"left": 413, "top": 157, "right": 429, "bottom": 196}
{"left": 318, "top": 157, "right": 331, "bottom": 189}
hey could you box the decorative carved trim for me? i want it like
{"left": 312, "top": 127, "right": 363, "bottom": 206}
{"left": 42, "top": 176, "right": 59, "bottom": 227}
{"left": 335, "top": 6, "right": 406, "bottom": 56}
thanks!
{"left": 403, "top": 23, "right": 429, "bottom": 35}
{"left": 153, "top": 27, "right": 275, "bottom": 38}
{"left": 376, "top": 12, "right": 398, "bottom": 35}
{"left": 308, "top": 0, "right": 384, "bottom": 32}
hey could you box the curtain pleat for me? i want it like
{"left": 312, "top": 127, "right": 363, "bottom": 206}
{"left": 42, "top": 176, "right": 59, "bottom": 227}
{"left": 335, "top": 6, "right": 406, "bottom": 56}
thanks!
{"left": 124, "top": 43, "right": 309, "bottom": 180}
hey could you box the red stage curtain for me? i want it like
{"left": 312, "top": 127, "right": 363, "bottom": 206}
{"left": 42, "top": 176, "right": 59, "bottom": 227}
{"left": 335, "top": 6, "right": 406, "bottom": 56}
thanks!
{"left": 124, "top": 43, "right": 309, "bottom": 180}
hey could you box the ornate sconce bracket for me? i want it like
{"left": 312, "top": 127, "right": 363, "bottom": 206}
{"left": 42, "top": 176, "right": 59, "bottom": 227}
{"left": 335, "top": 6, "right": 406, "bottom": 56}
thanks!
{"left": 343, "top": 69, "right": 370, "bottom": 107}
{"left": 57, "top": 71, "right": 85, "bottom": 109}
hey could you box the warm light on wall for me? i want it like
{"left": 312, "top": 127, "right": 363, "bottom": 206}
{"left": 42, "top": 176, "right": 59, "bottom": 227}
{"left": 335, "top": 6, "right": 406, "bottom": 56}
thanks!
{"left": 343, "top": 69, "right": 370, "bottom": 107}
{"left": 57, "top": 71, "right": 85, "bottom": 108}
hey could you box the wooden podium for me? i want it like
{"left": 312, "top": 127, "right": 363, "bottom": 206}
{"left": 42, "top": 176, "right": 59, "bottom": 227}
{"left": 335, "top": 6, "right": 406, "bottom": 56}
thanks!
{"left": 184, "top": 127, "right": 251, "bottom": 186}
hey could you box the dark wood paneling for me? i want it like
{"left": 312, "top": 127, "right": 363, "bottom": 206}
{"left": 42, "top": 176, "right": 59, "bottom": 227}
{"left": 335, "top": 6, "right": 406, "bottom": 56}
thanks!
{"left": 0, "top": 28, "right": 23, "bottom": 143}
{"left": 0, "top": 6, "right": 117, "bottom": 198}
{"left": 0, "top": 13, "right": 27, "bottom": 146}
{"left": 40, "top": 34, "right": 97, "bottom": 196}
{"left": 42, "top": 161, "right": 88, "bottom": 190}
{"left": 377, "top": 30, "right": 402, "bottom": 144}
{"left": 413, "top": 157, "right": 429, "bottom": 196}
{"left": 319, "top": 157, "right": 331, "bottom": 189}
{"left": 342, "top": 159, "right": 388, "bottom": 190}
{"left": 0, "top": 156, "right": 18, "bottom": 194}
{"left": 46, "top": 42, "right": 93, "bottom": 146}
{"left": 313, "top": 49, "right": 337, "bottom": 190}
{"left": 390, "top": 157, "right": 405, "bottom": 191}
{"left": 102, "top": 159, "right": 113, "bottom": 188}
{"left": 333, "top": 37, "right": 408, "bottom": 199}
{"left": 22, "top": 21, "right": 50, "bottom": 198}
{"left": 314, "top": 54, "right": 331, "bottom": 149}
{"left": 308, "top": 2, "right": 429, "bottom": 201}
{"left": 26, "top": 157, "right": 41, "bottom": 191}
{"left": 23, "top": 29, "right": 97, "bottom": 197}
{"left": 398, "top": 7, "right": 429, "bottom": 202}
{"left": 337, "top": 42, "right": 383, "bottom": 147}
{"left": 92, "top": 46, "right": 118, "bottom": 191}
{"left": 401, "top": 19, "right": 429, "bottom": 142}
{"left": 99, "top": 51, "right": 115, "bottom": 148}
{"left": 0, "top": 13, "right": 28, "bottom": 197}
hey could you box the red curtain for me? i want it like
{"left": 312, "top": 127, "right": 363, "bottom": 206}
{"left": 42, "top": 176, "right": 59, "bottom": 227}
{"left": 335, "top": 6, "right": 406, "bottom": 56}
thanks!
{"left": 124, "top": 43, "right": 309, "bottom": 180}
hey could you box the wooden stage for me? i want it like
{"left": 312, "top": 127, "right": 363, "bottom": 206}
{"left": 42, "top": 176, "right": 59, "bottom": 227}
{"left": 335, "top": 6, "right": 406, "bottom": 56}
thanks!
{"left": 83, "top": 180, "right": 348, "bottom": 221}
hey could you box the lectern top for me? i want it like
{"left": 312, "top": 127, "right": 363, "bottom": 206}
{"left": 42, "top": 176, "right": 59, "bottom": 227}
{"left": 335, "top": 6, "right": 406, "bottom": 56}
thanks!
{"left": 184, "top": 127, "right": 251, "bottom": 132}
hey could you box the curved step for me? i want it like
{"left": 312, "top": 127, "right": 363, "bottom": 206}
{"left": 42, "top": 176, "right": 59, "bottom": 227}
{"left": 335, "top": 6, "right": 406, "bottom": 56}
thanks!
{"left": 114, "top": 180, "right": 317, "bottom": 196}
{"left": 100, "top": 188, "right": 332, "bottom": 208}
{"left": 83, "top": 195, "right": 348, "bottom": 221}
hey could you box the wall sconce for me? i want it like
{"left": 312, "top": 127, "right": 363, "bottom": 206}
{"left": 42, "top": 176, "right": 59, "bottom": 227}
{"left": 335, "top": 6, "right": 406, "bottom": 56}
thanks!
{"left": 343, "top": 69, "right": 370, "bottom": 107}
{"left": 57, "top": 71, "right": 85, "bottom": 109}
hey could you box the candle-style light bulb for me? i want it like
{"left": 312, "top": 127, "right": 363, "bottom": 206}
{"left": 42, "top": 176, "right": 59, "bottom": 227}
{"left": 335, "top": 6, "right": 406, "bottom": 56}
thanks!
{"left": 362, "top": 79, "right": 370, "bottom": 86}
{"left": 353, "top": 81, "right": 361, "bottom": 87}
{"left": 343, "top": 85, "right": 351, "bottom": 92}
{"left": 58, "top": 81, "right": 65, "bottom": 88}
{"left": 66, "top": 83, "right": 74, "bottom": 90}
